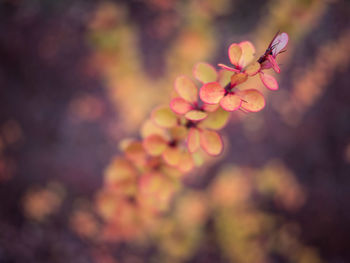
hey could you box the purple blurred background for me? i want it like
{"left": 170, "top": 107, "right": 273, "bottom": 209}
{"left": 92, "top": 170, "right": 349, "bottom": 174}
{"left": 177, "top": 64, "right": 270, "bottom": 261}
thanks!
{"left": 0, "top": 0, "right": 350, "bottom": 262}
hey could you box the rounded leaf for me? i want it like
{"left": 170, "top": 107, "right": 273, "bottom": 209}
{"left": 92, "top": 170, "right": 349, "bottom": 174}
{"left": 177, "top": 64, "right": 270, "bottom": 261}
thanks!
{"left": 199, "top": 82, "right": 225, "bottom": 104}
{"left": 260, "top": 72, "right": 278, "bottom": 90}
{"left": 202, "top": 103, "right": 220, "bottom": 113}
{"left": 141, "top": 119, "right": 166, "bottom": 138}
{"left": 175, "top": 76, "right": 198, "bottom": 103}
{"left": 239, "top": 41, "right": 255, "bottom": 68}
{"left": 218, "top": 69, "right": 233, "bottom": 87}
{"left": 169, "top": 126, "right": 187, "bottom": 141}
{"left": 267, "top": 55, "right": 280, "bottom": 73}
{"left": 152, "top": 106, "right": 177, "bottom": 128}
{"left": 170, "top": 97, "right": 192, "bottom": 115}
{"left": 200, "top": 130, "right": 223, "bottom": 156}
{"left": 187, "top": 128, "right": 200, "bottom": 153}
{"left": 239, "top": 89, "right": 266, "bottom": 112}
{"left": 95, "top": 190, "right": 121, "bottom": 220}
{"left": 177, "top": 151, "right": 194, "bottom": 173}
{"left": 244, "top": 62, "right": 261, "bottom": 76}
{"left": 124, "top": 141, "right": 147, "bottom": 165}
{"left": 138, "top": 172, "right": 176, "bottom": 212}
{"left": 228, "top": 43, "right": 242, "bottom": 67}
{"left": 143, "top": 134, "right": 168, "bottom": 156}
{"left": 162, "top": 146, "right": 181, "bottom": 166}
{"left": 192, "top": 151, "right": 204, "bottom": 167}
{"left": 231, "top": 73, "right": 248, "bottom": 86}
{"left": 104, "top": 157, "right": 137, "bottom": 186}
{"left": 193, "top": 62, "right": 218, "bottom": 83}
{"left": 200, "top": 107, "right": 230, "bottom": 130}
{"left": 220, "top": 93, "right": 242, "bottom": 112}
{"left": 185, "top": 110, "right": 208, "bottom": 121}
{"left": 218, "top": 64, "right": 240, "bottom": 73}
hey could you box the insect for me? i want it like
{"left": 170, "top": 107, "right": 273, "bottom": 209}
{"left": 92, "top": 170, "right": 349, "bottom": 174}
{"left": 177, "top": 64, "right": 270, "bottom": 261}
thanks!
{"left": 258, "top": 31, "right": 289, "bottom": 73}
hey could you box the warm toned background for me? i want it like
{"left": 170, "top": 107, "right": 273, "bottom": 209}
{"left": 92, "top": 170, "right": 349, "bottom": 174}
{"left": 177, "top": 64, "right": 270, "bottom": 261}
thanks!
{"left": 0, "top": 0, "right": 350, "bottom": 262}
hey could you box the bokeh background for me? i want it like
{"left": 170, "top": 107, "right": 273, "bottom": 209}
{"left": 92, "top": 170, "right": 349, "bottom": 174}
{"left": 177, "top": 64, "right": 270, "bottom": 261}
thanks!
{"left": 0, "top": 0, "right": 350, "bottom": 262}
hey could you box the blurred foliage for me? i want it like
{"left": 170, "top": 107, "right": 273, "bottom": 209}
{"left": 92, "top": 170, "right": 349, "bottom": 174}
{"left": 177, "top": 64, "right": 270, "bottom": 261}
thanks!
{"left": 68, "top": 0, "right": 343, "bottom": 262}
{"left": 23, "top": 181, "right": 65, "bottom": 222}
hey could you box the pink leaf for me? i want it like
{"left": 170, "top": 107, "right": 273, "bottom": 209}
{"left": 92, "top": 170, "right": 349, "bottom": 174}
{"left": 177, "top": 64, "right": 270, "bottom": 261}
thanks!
{"left": 218, "top": 64, "right": 240, "bottom": 73}
{"left": 170, "top": 97, "right": 192, "bottom": 115}
{"left": 267, "top": 55, "right": 280, "bottom": 73}
{"left": 260, "top": 72, "right": 279, "bottom": 90}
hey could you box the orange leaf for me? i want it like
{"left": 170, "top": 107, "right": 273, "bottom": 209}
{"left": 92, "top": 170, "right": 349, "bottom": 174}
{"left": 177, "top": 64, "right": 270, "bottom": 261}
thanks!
{"left": 138, "top": 172, "right": 176, "bottom": 212}
{"left": 218, "top": 69, "right": 233, "bottom": 87}
{"left": 104, "top": 158, "right": 137, "bottom": 186}
{"left": 200, "top": 107, "right": 230, "bottom": 130}
{"left": 169, "top": 126, "right": 187, "bottom": 141}
{"left": 193, "top": 62, "right": 218, "bottom": 83}
{"left": 170, "top": 97, "right": 192, "bottom": 115}
{"left": 238, "top": 41, "right": 255, "bottom": 68}
{"left": 202, "top": 103, "right": 220, "bottom": 113}
{"left": 141, "top": 119, "right": 166, "bottom": 138}
{"left": 152, "top": 106, "right": 177, "bottom": 128}
{"left": 162, "top": 146, "right": 181, "bottom": 166}
{"left": 228, "top": 43, "right": 242, "bottom": 67}
{"left": 200, "top": 130, "right": 223, "bottom": 156}
{"left": 244, "top": 62, "right": 261, "bottom": 76}
{"left": 143, "top": 134, "right": 167, "bottom": 156}
{"left": 185, "top": 110, "right": 208, "bottom": 121}
{"left": 187, "top": 128, "right": 200, "bottom": 153}
{"left": 220, "top": 93, "right": 242, "bottom": 112}
{"left": 124, "top": 141, "right": 147, "bottom": 165}
{"left": 175, "top": 76, "right": 198, "bottom": 103}
{"left": 231, "top": 73, "right": 248, "bottom": 86}
{"left": 177, "top": 151, "right": 194, "bottom": 173}
{"left": 239, "top": 89, "right": 266, "bottom": 112}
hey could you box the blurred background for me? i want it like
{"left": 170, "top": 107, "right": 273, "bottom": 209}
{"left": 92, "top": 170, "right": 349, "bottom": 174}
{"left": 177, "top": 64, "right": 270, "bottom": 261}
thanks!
{"left": 0, "top": 0, "right": 350, "bottom": 262}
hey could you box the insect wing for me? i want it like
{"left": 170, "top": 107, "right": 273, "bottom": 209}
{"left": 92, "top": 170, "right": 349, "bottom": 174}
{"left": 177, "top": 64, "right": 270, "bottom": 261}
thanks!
{"left": 271, "top": 33, "right": 289, "bottom": 56}
{"left": 267, "top": 31, "right": 280, "bottom": 50}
